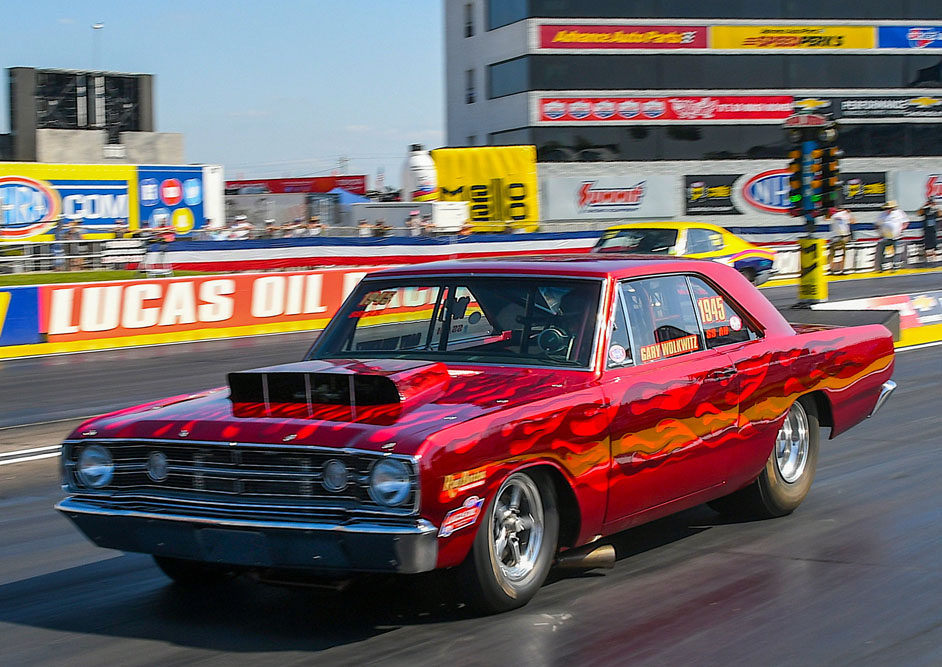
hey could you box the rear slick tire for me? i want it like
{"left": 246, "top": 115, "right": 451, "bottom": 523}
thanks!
{"left": 458, "top": 470, "right": 559, "bottom": 614}
{"left": 709, "top": 396, "right": 819, "bottom": 519}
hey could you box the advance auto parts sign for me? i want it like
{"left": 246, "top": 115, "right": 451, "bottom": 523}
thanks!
{"left": 712, "top": 25, "right": 874, "bottom": 50}
{"left": 0, "top": 163, "right": 137, "bottom": 240}
{"left": 538, "top": 24, "right": 707, "bottom": 50}
{"left": 431, "top": 146, "right": 539, "bottom": 233}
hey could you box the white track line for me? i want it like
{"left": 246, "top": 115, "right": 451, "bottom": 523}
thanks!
{"left": 897, "top": 340, "right": 942, "bottom": 352}
{"left": 0, "top": 451, "right": 60, "bottom": 466}
{"left": 0, "top": 444, "right": 60, "bottom": 457}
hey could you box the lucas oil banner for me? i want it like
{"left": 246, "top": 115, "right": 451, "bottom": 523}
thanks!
{"left": 0, "top": 163, "right": 213, "bottom": 241}
{"left": 431, "top": 146, "right": 540, "bottom": 233}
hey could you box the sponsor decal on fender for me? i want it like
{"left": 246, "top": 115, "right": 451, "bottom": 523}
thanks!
{"left": 438, "top": 496, "right": 485, "bottom": 538}
{"left": 442, "top": 467, "right": 487, "bottom": 497}
{"left": 579, "top": 181, "right": 646, "bottom": 212}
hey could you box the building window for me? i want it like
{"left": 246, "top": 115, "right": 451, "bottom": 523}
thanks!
{"left": 488, "top": 56, "right": 528, "bottom": 99}
{"left": 464, "top": 3, "right": 474, "bottom": 37}
{"left": 466, "top": 69, "right": 476, "bottom": 104}
{"left": 487, "top": 0, "right": 527, "bottom": 31}
{"left": 467, "top": 135, "right": 477, "bottom": 146}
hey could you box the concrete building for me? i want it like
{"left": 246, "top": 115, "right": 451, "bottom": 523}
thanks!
{"left": 2, "top": 67, "right": 183, "bottom": 164}
{"left": 445, "top": 1, "right": 942, "bottom": 238}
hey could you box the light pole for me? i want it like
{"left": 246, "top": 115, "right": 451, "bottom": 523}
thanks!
{"left": 92, "top": 22, "right": 104, "bottom": 70}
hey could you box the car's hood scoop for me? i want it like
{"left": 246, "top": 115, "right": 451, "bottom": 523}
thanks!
{"left": 228, "top": 358, "right": 450, "bottom": 423}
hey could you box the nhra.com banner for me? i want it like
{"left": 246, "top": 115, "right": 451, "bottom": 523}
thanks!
{"left": 0, "top": 163, "right": 211, "bottom": 241}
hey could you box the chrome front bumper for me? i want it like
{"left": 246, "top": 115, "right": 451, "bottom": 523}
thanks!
{"left": 868, "top": 380, "right": 897, "bottom": 418}
{"left": 56, "top": 497, "right": 438, "bottom": 574}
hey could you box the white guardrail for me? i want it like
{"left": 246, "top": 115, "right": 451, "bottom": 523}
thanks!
{"left": 0, "top": 237, "right": 932, "bottom": 278}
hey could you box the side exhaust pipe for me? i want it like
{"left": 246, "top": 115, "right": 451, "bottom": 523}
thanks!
{"left": 555, "top": 543, "right": 616, "bottom": 570}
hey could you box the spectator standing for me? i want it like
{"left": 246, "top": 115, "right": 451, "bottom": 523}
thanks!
{"left": 372, "top": 218, "right": 391, "bottom": 238}
{"left": 407, "top": 210, "right": 422, "bottom": 237}
{"left": 918, "top": 197, "right": 939, "bottom": 263}
{"left": 64, "top": 221, "right": 86, "bottom": 271}
{"left": 827, "top": 206, "right": 855, "bottom": 274}
{"left": 421, "top": 214, "right": 435, "bottom": 236}
{"left": 357, "top": 219, "right": 372, "bottom": 237}
{"left": 873, "top": 201, "right": 909, "bottom": 272}
{"left": 308, "top": 216, "right": 324, "bottom": 236}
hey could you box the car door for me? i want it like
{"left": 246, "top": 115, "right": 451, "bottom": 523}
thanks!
{"left": 601, "top": 274, "right": 741, "bottom": 525}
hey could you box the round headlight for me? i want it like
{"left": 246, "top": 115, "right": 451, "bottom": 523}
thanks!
{"left": 76, "top": 444, "right": 114, "bottom": 489}
{"left": 147, "top": 451, "right": 169, "bottom": 482}
{"left": 369, "top": 458, "right": 412, "bottom": 507}
{"left": 322, "top": 459, "right": 348, "bottom": 492}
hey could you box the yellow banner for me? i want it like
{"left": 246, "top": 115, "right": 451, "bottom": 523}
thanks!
{"left": 431, "top": 146, "right": 540, "bottom": 233}
{"left": 712, "top": 25, "right": 874, "bottom": 50}
{"left": 0, "top": 163, "right": 140, "bottom": 241}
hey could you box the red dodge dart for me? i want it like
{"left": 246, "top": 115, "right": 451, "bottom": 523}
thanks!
{"left": 58, "top": 255, "right": 896, "bottom": 613}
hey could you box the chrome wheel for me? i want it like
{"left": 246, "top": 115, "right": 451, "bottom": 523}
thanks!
{"left": 490, "top": 473, "right": 544, "bottom": 584}
{"left": 775, "top": 401, "right": 810, "bottom": 484}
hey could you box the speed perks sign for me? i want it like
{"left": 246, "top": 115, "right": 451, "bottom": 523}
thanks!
{"left": 712, "top": 25, "right": 874, "bottom": 49}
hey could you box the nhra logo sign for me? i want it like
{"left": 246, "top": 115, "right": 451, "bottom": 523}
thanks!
{"left": 741, "top": 169, "right": 791, "bottom": 214}
{"left": 0, "top": 176, "right": 62, "bottom": 239}
{"left": 578, "top": 181, "right": 646, "bottom": 212}
{"left": 927, "top": 174, "right": 942, "bottom": 199}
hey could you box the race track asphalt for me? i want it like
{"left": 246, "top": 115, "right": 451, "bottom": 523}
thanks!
{"left": 0, "top": 272, "right": 940, "bottom": 665}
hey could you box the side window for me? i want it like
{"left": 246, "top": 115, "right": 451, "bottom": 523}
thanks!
{"left": 606, "top": 291, "right": 633, "bottom": 368}
{"left": 686, "top": 228, "right": 722, "bottom": 254}
{"left": 621, "top": 276, "right": 703, "bottom": 364}
{"left": 443, "top": 285, "right": 498, "bottom": 349}
{"left": 688, "top": 276, "right": 757, "bottom": 349}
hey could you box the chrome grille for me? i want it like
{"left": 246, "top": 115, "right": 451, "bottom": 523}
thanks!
{"left": 63, "top": 439, "right": 418, "bottom": 516}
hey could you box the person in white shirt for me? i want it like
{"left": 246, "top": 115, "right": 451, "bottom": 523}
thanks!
{"left": 827, "top": 206, "right": 855, "bottom": 274}
{"left": 874, "top": 201, "right": 909, "bottom": 272}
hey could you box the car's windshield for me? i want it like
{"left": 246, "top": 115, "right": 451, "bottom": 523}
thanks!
{"left": 594, "top": 228, "right": 678, "bottom": 254}
{"left": 310, "top": 277, "right": 602, "bottom": 368}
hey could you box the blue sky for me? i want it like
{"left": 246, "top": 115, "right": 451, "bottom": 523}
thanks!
{"left": 1, "top": 0, "right": 444, "bottom": 186}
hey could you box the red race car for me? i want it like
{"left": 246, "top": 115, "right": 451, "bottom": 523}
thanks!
{"left": 57, "top": 256, "right": 896, "bottom": 613}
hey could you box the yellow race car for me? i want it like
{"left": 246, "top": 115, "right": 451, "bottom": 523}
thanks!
{"left": 593, "top": 221, "right": 776, "bottom": 285}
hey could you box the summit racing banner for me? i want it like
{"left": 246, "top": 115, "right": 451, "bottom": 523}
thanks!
{"left": 538, "top": 95, "right": 794, "bottom": 123}
{"left": 431, "top": 146, "right": 540, "bottom": 232}
{"left": 711, "top": 25, "right": 874, "bottom": 50}
{"left": 541, "top": 175, "right": 677, "bottom": 220}
{"left": 538, "top": 24, "right": 707, "bottom": 50}
{"left": 878, "top": 26, "right": 942, "bottom": 49}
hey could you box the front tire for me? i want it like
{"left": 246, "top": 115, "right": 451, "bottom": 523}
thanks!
{"left": 710, "top": 396, "right": 819, "bottom": 519}
{"left": 458, "top": 470, "right": 559, "bottom": 614}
